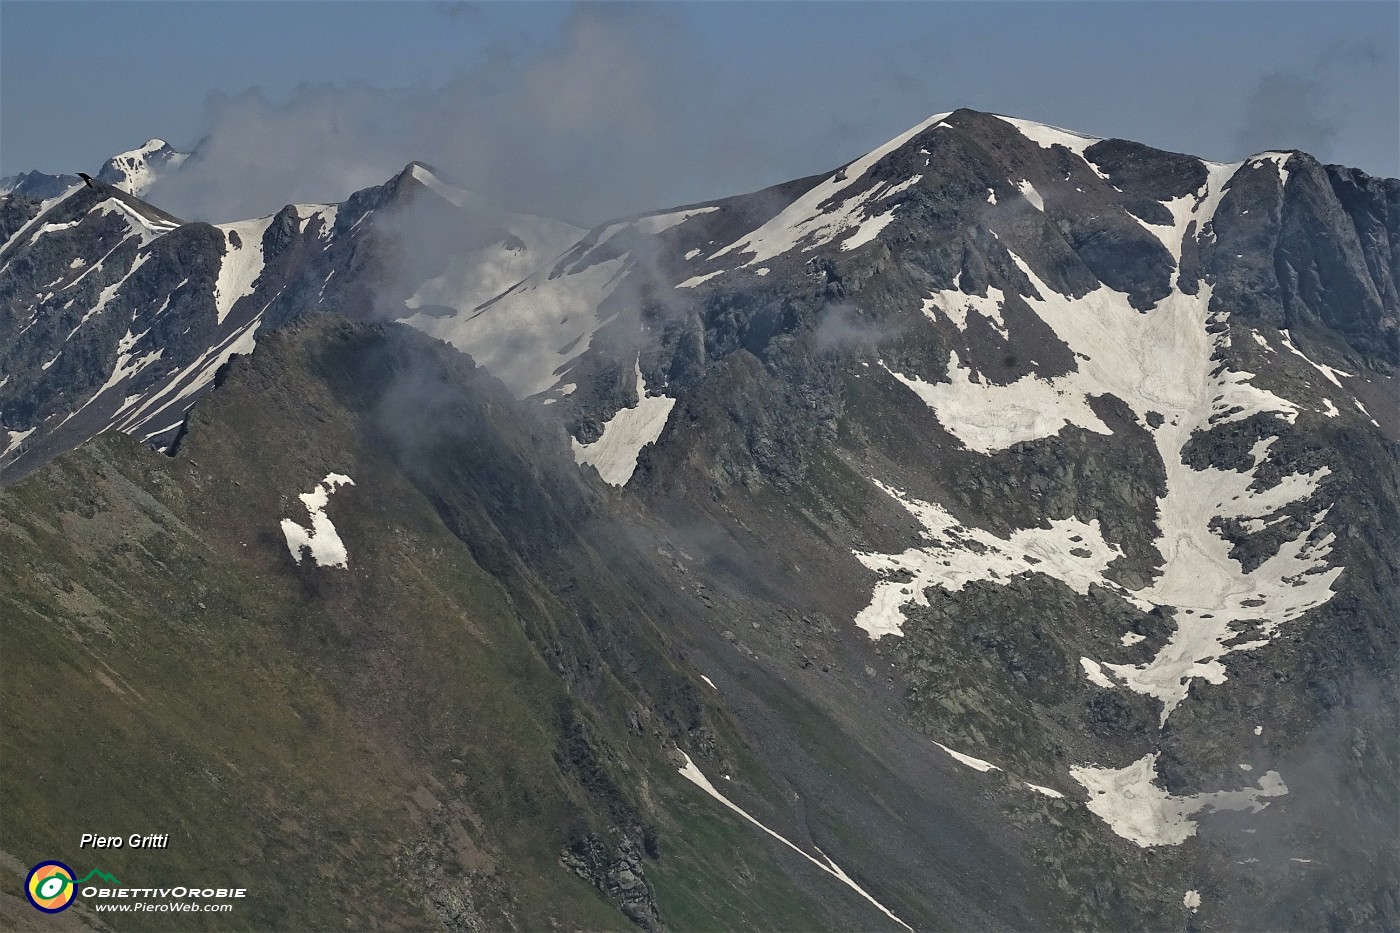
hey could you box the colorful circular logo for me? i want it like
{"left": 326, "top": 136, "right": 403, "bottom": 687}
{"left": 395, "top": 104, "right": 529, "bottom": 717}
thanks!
{"left": 26, "top": 861, "right": 76, "bottom": 913}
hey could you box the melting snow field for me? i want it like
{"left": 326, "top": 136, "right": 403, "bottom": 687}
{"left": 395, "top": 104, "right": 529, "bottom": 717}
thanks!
{"left": 571, "top": 358, "right": 675, "bottom": 487}
{"left": 853, "top": 481, "right": 1125, "bottom": 639}
{"left": 872, "top": 256, "right": 1340, "bottom": 726}
{"left": 855, "top": 144, "right": 1348, "bottom": 846}
{"left": 676, "top": 752, "right": 912, "bottom": 931}
{"left": 280, "top": 474, "right": 356, "bottom": 568}
{"left": 212, "top": 218, "right": 272, "bottom": 324}
{"left": 1071, "top": 754, "right": 1287, "bottom": 847}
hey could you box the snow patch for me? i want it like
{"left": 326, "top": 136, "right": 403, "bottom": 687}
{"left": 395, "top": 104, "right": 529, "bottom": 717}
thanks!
{"left": 1249, "top": 152, "right": 1293, "bottom": 189}
{"left": 676, "top": 269, "right": 725, "bottom": 289}
{"left": 1071, "top": 753, "right": 1287, "bottom": 847}
{"left": 212, "top": 218, "right": 272, "bottom": 324}
{"left": 2, "top": 427, "right": 35, "bottom": 459}
{"left": 922, "top": 284, "right": 1008, "bottom": 337}
{"left": 1016, "top": 179, "right": 1044, "bottom": 211}
{"left": 853, "top": 480, "right": 1124, "bottom": 639}
{"left": 280, "top": 474, "right": 356, "bottom": 568}
{"left": 570, "top": 358, "right": 675, "bottom": 487}
{"left": 1081, "top": 658, "right": 1115, "bottom": 688}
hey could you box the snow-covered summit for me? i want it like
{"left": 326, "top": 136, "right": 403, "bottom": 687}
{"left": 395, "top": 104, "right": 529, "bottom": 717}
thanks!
{"left": 96, "top": 138, "right": 189, "bottom": 196}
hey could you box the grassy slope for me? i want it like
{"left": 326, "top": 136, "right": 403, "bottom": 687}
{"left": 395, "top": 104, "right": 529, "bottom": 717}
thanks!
{"left": 0, "top": 319, "right": 893, "bottom": 932}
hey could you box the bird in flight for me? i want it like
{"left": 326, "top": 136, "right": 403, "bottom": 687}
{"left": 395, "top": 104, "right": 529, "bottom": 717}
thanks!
{"left": 77, "top": 173, "right": 96, "bottom": 189}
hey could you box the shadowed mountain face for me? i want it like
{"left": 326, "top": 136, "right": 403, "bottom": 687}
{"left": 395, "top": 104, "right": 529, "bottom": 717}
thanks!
{"left": 2, "top": 108, "right": 1397, "bottom": 931}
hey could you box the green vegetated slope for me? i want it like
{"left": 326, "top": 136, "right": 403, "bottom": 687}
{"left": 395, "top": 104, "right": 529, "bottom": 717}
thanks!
{"left": 0, "top": 318, "right": 899, "bottom": 932}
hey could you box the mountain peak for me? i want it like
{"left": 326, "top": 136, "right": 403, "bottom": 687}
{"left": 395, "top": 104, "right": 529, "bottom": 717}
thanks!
{"left": 397, "top": 161, "right": 476, "bottom": 208}
{"left": 96, "top": 138, "right": 188, "bottom": 195}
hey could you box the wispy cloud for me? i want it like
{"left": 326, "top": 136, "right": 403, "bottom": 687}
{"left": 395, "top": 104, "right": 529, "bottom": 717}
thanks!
{"left": 1234, "top": 38, "right": 1391, "bottom": 163}
{"left": 145, "top": 6, "right": 787, "bottom": 225}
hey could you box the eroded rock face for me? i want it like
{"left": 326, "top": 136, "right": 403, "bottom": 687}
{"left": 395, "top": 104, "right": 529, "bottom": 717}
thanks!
{"left": 561, "top": 830, "right": 662, "bottom": 931}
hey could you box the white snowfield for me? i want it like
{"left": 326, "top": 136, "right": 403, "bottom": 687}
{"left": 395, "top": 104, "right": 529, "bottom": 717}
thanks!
{"left": 993, "top": 114, "right": 1101, "bottom": 157}
{"left": 397, "top": 165, "right": 588, "bottom": 350}
{"left": 412, "top": 201, "right": 729, "bottom": 402}
{"left": 676, "top": 752, "right": 913, "bottom": 932}
{"left": 874, "top": 257, "right": 1341, "bottom": 726}
{"left": 1072, "top": 753, "right": 1287, "bottom": 847}
{"left": 280, "top": 474, "right": 356, "bottom": 568}
{"left": 849, "top": 119, "right": 1357, "bottom": 848}
{"left": 853, "top": 480, "right": 1125, "bottom": 640}
{"left": 923, "top": 281, "right": 1009, "bottom": 337}
{"left": 212, "top": 218, "right": 273, "bottom": 324}
{"left": 570, "top": 357, "right": 676, "bottom": 487}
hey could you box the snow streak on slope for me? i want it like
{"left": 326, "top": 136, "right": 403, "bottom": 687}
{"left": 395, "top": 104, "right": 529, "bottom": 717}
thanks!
{"left": 1135, "top": 158, "right": 1242, "bottom": 266}
{"left": 933, "top": 742, "right": 1001, "bottom": 773}
{"left": 709, "top": 112, "right": 951, "bottom": 269}
{"left": 676, "top": 752, "right": 913, "bottom": 931}
{"left": 281, "top": 474, "right": 356, "bottom": 568}
{"left": 874, "top": 257, "right": 1340, "bottom": 725}
{"left": 110, "top": 315, "right": 263, "bottom": 444}
{"left": 994, "top": 115, "right": 1102, "bottom": 156}
{"left": 571, "top": 357, "right": 675, "bottom": 487}
{"left": 1278, "top": 329, "right": 1354, "bottom": 390}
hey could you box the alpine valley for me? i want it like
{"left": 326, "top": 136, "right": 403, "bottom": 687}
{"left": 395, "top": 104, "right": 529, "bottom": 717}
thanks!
{"left": 1, "top": 109, "right": 1396, "bottom": 932}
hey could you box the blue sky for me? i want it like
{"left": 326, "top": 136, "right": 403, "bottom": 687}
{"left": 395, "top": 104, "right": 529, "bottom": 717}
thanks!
{"left": 3, "top": 1, "right": 1395, "bottom": 223}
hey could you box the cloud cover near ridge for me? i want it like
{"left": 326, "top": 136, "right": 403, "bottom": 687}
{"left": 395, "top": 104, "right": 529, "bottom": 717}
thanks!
{"left": 77, "top": 3, "right": 1400, "bottom": 227}
{"left": 146, "top": 7, "right": 783, "bottom": 225}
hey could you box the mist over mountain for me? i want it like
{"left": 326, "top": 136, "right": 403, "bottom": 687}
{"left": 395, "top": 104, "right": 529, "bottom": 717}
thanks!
{"left": 2, "top": 87, "right": 1396, "bottom": 933}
